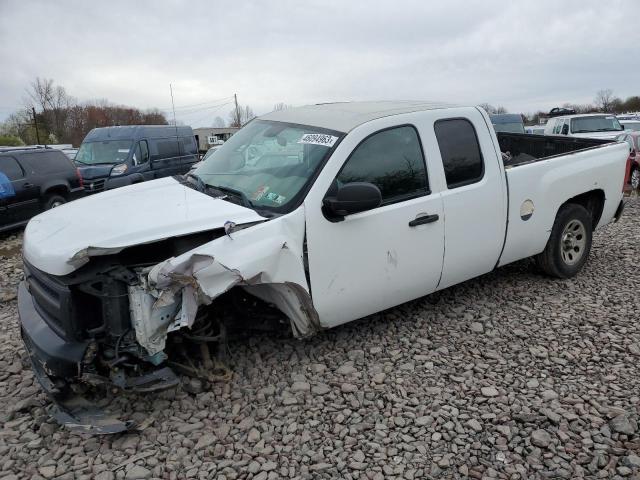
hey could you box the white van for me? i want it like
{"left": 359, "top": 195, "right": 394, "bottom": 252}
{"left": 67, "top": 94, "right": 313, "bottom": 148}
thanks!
{"left": 544, "top": 114, "right": 625, "bottom": 140}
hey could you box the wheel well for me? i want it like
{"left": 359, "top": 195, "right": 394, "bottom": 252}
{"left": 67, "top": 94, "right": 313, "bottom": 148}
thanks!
{"left": 563, "top": 189, "right": 605, "bottom": 228}
{"left": 43, "top": 185, "right": 69, "bottom": 200}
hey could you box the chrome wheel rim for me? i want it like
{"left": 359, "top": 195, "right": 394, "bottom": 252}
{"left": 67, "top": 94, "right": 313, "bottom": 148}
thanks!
{"left": 632, "top": 169, "right": 640, "bottom": 190}
{"left": 560, "top": 219, "right": 586, "bottom": 265}
{"left": 51, "top": 201, "right": 63, "bottom": 208}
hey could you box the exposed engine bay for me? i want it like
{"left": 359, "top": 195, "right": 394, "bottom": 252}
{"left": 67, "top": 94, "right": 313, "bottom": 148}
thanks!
{"left": 21, "top": 208, "right": 319, "bottom": 434}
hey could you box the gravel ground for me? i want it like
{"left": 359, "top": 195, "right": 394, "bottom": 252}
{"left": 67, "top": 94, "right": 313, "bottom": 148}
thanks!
{"left": 0, "top": 199, "right": 639, "bottom": 480}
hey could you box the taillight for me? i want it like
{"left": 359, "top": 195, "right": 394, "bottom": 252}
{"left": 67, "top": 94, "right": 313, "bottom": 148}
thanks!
{"left": 76, "top": 168, "right": 83, "bottom": 188}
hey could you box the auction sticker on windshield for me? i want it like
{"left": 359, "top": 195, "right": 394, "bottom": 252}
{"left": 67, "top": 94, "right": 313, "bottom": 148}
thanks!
{"left": 298, "top": 133, "right": 338, "bottom": 147}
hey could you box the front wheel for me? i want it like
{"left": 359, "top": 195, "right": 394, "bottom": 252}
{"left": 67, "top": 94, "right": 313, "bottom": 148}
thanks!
{"left": 535, "top": 203, "right": 593, "bottom": 278}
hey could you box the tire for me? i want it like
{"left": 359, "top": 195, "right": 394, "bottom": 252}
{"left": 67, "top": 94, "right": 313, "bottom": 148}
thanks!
{"left": 631, "top": 167, "right": 640, "bottom": 191}
{"left": 43, "top": 194, "right": 66, "bottom": 210}
{"left": 535, "top": 203, "right": 592, "bottom": 279}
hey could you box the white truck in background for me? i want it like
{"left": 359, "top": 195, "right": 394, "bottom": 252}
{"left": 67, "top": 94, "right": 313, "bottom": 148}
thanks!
{"left": 18, "top": 101, "right": 628, "bottom": 432}
{"left": 544, "top": 113, "right": 625, "bottom": 140}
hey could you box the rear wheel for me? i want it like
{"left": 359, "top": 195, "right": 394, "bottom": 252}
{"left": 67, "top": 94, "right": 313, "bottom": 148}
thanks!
{"left": 631, "top": 167, "right": 640, "bottom": 191}
{"left": 44, "top": 194, "right": 66, "bottom": 210}
{"left": 535, "top": 203, "right": 592, "bottom": 278}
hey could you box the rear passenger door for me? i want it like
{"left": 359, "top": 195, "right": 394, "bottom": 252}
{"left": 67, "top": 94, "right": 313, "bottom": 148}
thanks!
{"left": 431, "top": 111, "right": 507, "bottom": 289}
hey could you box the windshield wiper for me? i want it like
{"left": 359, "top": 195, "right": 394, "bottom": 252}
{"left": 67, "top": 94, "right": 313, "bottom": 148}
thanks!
{"left": 207, "top": 184, "right": 255, "bottom": 209}
{"left": 187, "top": 172, "right": 206, "bottom": 192}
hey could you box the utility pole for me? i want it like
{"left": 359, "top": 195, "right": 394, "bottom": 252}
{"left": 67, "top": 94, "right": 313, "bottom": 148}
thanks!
{"left": 234, "top": 93, "right": 240, "bottom": 127}
{"left": 32, "top": 107, "right": 41, "bottom": 144}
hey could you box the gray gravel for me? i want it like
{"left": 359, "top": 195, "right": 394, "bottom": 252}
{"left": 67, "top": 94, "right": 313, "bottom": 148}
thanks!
{"left": 1, "top": 198, "right": 639, "bottom": 480}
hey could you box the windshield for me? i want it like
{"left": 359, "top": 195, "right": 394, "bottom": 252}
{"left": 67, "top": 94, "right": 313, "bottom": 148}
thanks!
{"left": 621, "top": 122, "right": 640, "bottom": 132}
{"left": 191, "top": 120, "right": 342, "bottom": 211}
{"left": 493, "top": 122, "right": 525, "bottom": 134}
{"left": 76, "top": 140, "right": 132, "bottom": 165}
{"left": 571, "top": 116, "right": 623, "bottom": 133}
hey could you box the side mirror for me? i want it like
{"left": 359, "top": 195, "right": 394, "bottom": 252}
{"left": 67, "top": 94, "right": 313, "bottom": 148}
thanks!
{"left": 323, "top": 182, "right": 382, "bottom": 220}
{"left": 561, "top": 124, "right": 569, "bottom": 135}
{"left": 621, "top": 125, "right": 625, "bottom": 130}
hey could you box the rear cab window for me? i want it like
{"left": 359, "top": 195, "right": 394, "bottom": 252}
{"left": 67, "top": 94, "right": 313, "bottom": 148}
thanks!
{"left": 336, "top": 125, "right": 429, "bottom": 205}
{"left": 434, "top": 119, "right": 484, "bottom": 188}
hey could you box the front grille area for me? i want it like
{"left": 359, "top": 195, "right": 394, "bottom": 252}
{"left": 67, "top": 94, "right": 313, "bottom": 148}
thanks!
{"left": 24, "top": 262, "right": 75, "bottom": 340}
{"left": 24, "top": 261, "right": 123, "bottom": 342}
{"left": 83, "top": 178, "right": 106, "bottom": 193}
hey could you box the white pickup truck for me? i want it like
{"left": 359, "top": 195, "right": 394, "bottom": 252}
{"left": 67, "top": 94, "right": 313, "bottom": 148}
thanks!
{"left": 18, "top": 101, "right": 628, "bottom": 432}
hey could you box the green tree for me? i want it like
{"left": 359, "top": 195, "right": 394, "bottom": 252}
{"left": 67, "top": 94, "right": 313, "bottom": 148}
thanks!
{"left": 0, "top": 134, "right": 25, "bottom": 146}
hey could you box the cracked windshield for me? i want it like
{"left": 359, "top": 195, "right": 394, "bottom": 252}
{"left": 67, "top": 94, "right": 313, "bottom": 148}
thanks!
{"left": 191, "top": 120, "right": 342, "bottom": 209}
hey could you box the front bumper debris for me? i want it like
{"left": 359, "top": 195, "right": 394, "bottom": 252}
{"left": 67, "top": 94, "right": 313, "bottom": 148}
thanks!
{"left": 18, "top": 281, "right": 178, "bottom": 434}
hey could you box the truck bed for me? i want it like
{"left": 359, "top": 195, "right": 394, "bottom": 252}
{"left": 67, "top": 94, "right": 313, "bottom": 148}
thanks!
{"left": 497, "top": 138, "right": 628, "bottom": 267}
{"left": 497, "top": 133, "right": 612, "bottom": 167}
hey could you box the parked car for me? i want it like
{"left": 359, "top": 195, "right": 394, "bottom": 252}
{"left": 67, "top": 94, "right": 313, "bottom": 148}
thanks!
{"left": 548, "top": 107, "right": 576, "bottom": 118}
{"left": 75, "top": 125, "right": 198, "bottom": 193}
{"left": 620, "top": 120, "right": 640, "bottom": 132}
{"left": 18, "top": 101, "right": 628, "bottom": 432}
{"left": 489, "top": 113, "right": 525, "bottom": 133}
{"left": 201, "top": 145, "right": 221, "bottom": 161}
{"left": 60, "top": 148, "right": 78, "bottom": 160}
{"left": 544, "top": 114, "right": 625, "bottom": 140}
{"left": 0, "top": 148, "right": 84, "bottom": 232}
{"left": 188, "top": 145, "right": 221, "bottom": 174}
{"left": 616, "top": 131, "right": 640, "bottom": 190}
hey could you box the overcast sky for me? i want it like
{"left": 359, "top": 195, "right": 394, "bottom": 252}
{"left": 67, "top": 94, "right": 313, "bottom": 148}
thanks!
{"left": 1, "top": 0, "right": 638, "bottom": 126}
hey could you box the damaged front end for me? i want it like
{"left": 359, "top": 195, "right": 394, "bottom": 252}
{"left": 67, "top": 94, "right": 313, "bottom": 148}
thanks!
{"left": 19, "top": 209, "right": 319, "bottom": 434}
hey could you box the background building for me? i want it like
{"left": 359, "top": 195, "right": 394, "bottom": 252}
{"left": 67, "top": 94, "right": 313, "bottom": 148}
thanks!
{"left": 193, "top": 127, "right": 239, "bottom": 152}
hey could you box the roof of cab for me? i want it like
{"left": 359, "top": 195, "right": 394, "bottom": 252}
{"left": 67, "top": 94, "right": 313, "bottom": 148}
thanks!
{"left": 550, "top": 113, "right": 617, "bottom": 121}
{"left": 259, "top": 101, "right": 460, "bottom": 133}
{"left": 83, "top": 125, "right": 193, "bottom": 142}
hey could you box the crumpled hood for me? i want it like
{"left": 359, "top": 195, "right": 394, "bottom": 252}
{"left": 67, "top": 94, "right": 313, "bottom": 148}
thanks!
{"left": 23, "top": 177, "right": 266, "bottom": 276}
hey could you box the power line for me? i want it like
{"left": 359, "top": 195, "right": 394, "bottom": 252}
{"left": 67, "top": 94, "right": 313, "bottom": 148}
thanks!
{"left": 182, "top": 102, "right": 233, "bottom": 127}
{"left": 158, "top": 95, "right": 234, "bottom": 112}
{"left": 160, "top": 100, "right": 234, "bottom": 116}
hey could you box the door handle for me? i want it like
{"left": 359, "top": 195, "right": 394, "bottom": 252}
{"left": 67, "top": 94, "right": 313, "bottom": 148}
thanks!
{"left": 23, "top": 182, "right": 34, "bottom": 188}
{"left": 409, "top": 214, "right": 439, "bottom": 227}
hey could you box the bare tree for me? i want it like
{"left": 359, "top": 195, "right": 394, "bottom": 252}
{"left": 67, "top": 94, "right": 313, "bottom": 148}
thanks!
{"left": 228, "top": 104, "right": 255, "bottom": 127}
{"left": 212, "top": 116, "right": 225, "bottom": 128}
{"left": 26, "top": 77, "right": 54, "bottom": 112}
{"left": 595, "top": 89, "right": 615, "bottom": 112}
{"left": 229, "top": 107, "right": 242, "bottom": 128}
{"left": 243, "top": 106, "right": 255, "bottom": 124}
{"left": 479, "top": 103, "right": 507, "bottom": 114}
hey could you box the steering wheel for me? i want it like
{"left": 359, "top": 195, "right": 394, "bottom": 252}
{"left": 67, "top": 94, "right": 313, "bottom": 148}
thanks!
{"left": 245, "top": 146, "right": 261, "bottom": 165}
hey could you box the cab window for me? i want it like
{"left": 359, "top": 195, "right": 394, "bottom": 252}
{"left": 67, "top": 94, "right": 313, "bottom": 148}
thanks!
{"left": 434, "top": 118, "right": 484, "bottom": 188}
{"left": 336, "top": 125, "right": 429, "bottom": 204}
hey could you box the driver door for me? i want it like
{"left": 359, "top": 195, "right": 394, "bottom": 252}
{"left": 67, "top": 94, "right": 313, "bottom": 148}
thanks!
{"left": 304, "top": 121, "right": 445, "bottom": 328}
